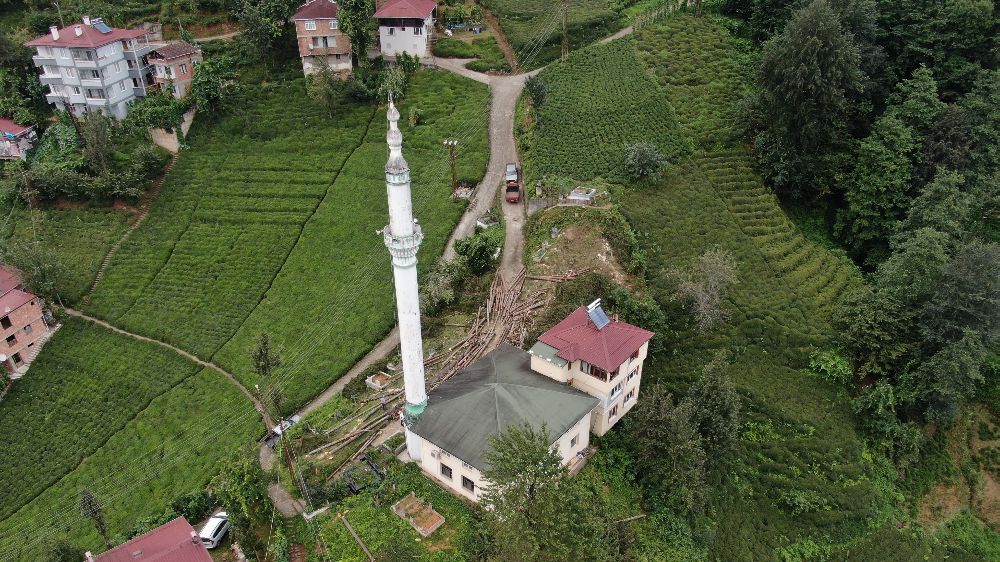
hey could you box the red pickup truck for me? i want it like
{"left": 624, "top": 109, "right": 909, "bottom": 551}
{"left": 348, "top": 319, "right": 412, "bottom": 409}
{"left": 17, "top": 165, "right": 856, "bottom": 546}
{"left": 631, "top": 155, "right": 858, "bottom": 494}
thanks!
{"left": 504, "top": 163, "right": 521, "bottom": 203}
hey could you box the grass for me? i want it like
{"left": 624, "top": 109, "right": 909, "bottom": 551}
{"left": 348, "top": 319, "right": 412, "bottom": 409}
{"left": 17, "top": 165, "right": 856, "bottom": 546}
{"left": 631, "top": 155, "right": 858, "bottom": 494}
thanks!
{"left": 523, "top": 37, "right": 690, "bottom": 183}
{"left": 0, "top": 205, "right": 131, "bottom": 305}
{"left": 84, "top": 71, "right": 489, "bottom": 413}
{"left": 479, "top": 0, "right": 626, "bottom": 69}
{"left": 0, "top": 317, "right": 200, "bottom": 521}
{"left": 433, "top": 36, "right": 510, "bottom": 72}
{"left": 0, "top": 367, "right": 260, "bottom": 560}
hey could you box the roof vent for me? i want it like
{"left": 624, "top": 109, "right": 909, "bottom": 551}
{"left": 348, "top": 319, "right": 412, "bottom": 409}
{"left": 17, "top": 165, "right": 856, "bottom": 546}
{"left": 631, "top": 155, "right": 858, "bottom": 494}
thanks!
{"left": 74, "top": 25, "right": 83, "bottom": 37}
{"left": 587, "top": 299, "right": 610, "bottom": 330}
{"left": 82, "top": 15, "right": 91, "bottom": 25}
{"left": 49, "top": 26, "right": 60, "bottom": 40}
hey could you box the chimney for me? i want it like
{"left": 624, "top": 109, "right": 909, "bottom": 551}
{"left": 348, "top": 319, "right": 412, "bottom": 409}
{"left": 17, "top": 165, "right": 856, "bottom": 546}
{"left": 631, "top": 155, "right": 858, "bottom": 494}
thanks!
{"left": 74, "top": 25, "right": 83, "bottom": 37}
{"left": 82, "top": 16, "right": 91, "bottom": 25}
{"left": 49, "top": 26, "right": 59, "bottom": 40}
{"left": 84, "top": 552, "right": 96, "bottom": 562}
{"left": 191, "top": 531, "right": 199, "bottom": 545}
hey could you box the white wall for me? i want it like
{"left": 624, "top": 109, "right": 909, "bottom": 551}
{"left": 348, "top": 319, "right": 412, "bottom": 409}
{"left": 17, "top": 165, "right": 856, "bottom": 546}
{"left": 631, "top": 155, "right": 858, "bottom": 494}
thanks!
{"left": 301, "top": 54, "right": 352, "bottom": 75}
{"left": 378, "top": 17, "right": 432, "bottom": 58}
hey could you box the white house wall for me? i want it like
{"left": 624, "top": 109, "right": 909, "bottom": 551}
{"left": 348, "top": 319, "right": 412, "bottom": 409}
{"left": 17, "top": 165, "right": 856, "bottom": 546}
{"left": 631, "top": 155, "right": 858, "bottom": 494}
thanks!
{"left": 378, "top": 17, "right": 432, "bottom": 58}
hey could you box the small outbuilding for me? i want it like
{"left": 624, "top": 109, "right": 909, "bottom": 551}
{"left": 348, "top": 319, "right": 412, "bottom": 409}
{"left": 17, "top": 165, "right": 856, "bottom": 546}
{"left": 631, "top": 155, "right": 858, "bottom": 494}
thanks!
{"left": 0, "top": 118, "right": 36, "bottom": 160}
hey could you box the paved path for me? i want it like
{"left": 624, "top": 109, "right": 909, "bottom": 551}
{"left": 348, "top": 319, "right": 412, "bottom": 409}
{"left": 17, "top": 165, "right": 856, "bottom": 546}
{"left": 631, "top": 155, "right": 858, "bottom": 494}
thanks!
{"left": 268, "top": 482, "right": 305, "bottom": 517}
{"left": 63, "top": 308, "right": 272, "bottom": 427}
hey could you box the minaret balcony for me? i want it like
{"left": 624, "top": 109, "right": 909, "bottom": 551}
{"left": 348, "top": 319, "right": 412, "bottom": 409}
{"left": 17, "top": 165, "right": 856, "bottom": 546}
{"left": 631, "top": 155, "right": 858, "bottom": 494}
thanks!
{"left": 384, "top": 225, "right": 423, "bottom": 260}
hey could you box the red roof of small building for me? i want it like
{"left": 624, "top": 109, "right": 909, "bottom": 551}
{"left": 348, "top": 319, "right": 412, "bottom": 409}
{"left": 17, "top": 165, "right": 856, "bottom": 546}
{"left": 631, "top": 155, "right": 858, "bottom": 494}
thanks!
{"left": 0, "top": 267, "right": 20, "bottom": 296}
{"left": 0, "top": 289, "right": 35, "bottom": 314}
{"left": 25, "top": 21, "right": 146, "bottom": 48}
{"left": 294, "top": 0, "right": 340, "bottom": 19}
{"left": 149, "top": 41, "right": 201, "bottom": 61}
{"left": 95, "top": 517, "right": 212, "bottom": 562}
{"left": 538, "top": 306, "right": 655, "bottom": 372}
{"left": 0, "top": 118, "right": 32, "bottom": 138}
{"left": 374, "top": 0, "right": 436, "bottom": 19}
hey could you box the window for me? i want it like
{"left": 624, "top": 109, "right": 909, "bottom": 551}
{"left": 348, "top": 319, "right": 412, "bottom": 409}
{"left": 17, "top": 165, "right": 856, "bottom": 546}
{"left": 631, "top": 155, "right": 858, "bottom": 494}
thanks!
{"left": 630, "top": 349, "right": 640, "bottom": 361}
{"left": 71, "top": 49, "right": 95, "bottom": 61}
{"left": 570, "top": 434, "right": 579, "bottom": 448}
{"left": 131, "top": 78, "right": 139, "bottom": 88}
{"left": 580, "top": 361, "right": 610, "bottom": 382}
{"left": 85, "top": 88, "right": 105, "bottom": 99}
{"left": 335, "top": 54, "right": 343, "bottom": 60}
{"left": 72, "top": 86, "right": 81, "bottom": 95}
{"left": 49, "top": 85, "right": 63, "bottom": 95}
{"left": 37, "top": 46, "right": 53, "bottom": 57}
{"left": 461, "top": 476, "right": 475, "bottom": 493}
{"left": 174, "top": 85, "right": 181, "bottom": 96}
{"left": 179, "top": 63, "right": 188, "bottom": 74}
{"left": 85, "top": 69, "right": 100, "bottom": 79}
{"left": 624, "top": 389, "right": 635, "bottom": 404}
{"left": 626, "top": 368, "right": 638, "bottom": 383}
{"left": 118, "top": 81, "right": 125, "bottom": 92}
{"left": 113, "top": 61, "right": 121, "bottom": 73}
{"left": 461, "top": 461, "right": 475, "bottom": 471}
{"left": 11, "top": 352, "right": 21, "bottom": 364}
{"left": 41, "top": 65, "right": 56, "bottom": 76}
{"left": 304, "top": 19, "right": 317, "bottom": 30}
{"left": 609, "top": 381, "right": 624, "bottom": 400}
{"left": 388, "top": 27, "right": 394, "bottom": 35}
{"left": 127, "top": 59, "right": 136, "bottom": 69}
{"left": 23, "top": 324, "right": 32, "bottom": 335}
{"left": 6, "top": 334, "right": 16, "bottom": 345}
{"left": 1, "top": 316, "right": 10, "bottom": 329}
{"left": 311, "top": 36, "right": 335, "bottom": 48}
{"left": 439, "top": 463, "right": 452, "bottom": 480}
{"left": 414, "top": 26, "right": 422, "bottom": 35}
{"left": 329, "top": 19, "right": 339, "bottom": 29}
{"left": 608, "top": 405, "right": 619, "bottom": 421}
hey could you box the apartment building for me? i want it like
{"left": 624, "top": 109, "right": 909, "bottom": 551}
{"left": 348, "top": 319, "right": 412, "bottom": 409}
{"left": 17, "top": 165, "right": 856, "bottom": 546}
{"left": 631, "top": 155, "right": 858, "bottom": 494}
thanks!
{"left": 25, "top": 16, "right": 158, "bottom": 120}
{"left": 293, "top": 0, "right": 352, "bottom": 75}
{"left": 149, "top": 41, "right": 203, "bottom": 98}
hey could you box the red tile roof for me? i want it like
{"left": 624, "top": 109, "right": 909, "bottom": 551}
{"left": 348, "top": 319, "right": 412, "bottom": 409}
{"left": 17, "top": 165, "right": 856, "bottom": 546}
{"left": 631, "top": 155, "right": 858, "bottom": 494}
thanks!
{"left": 0, "top": 267, "right": 20, "bottom": 296}
{"left": 0, "top": 289, "right": 35, "bottom": 314}
{"left": 538, "top": 306, "right": 654, "bottom": 372}
{"left": 25, "top": 21, "right": 147, "bottom": 48}
{"left": 149, "top": 41, "right": 201, "bottom": 60}
{"left": 0, "top": 118, "right": 32, "bottom": 138}
{"left": 294, "top": 0, "right": 340, "bottom": 19}
{"left": 95, "top": 517, "right": 212, "bottom": 562}
{"left": 374, "top": 0, "right": 436, "bottom": 19}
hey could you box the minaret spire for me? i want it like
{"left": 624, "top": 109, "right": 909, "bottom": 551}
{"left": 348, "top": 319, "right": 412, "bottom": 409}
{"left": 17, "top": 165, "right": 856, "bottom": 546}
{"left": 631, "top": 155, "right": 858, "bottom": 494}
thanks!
{"left": 382, "top": 96, "right": 427, "bottom": 461}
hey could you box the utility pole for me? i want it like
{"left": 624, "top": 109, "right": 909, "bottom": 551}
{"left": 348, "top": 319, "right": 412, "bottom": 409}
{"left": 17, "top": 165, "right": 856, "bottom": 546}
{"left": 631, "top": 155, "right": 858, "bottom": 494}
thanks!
{"left": 52, "top": 1, "right": 65, "bottom": 27}
{"left": 443, "top": 139, "right": 458, "bottom": 193}
{"left": 562, "top": 0, "right": 569, "bottom": 62}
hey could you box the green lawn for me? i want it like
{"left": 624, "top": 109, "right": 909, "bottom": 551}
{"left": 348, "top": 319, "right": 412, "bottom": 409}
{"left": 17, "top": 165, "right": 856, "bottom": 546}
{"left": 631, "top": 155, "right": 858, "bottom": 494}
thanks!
{"left": 479, "top": 0, "right": 626, "bottom": 69}
{"left": 0, "top": 367, "right": 259, "bottom": 560}
{"left": 0, "top": 206, "right": 131, "bottom": 305}
{"left": 0, "top": 317, "right": 200, "bottom": 521}
{"left": 524, "top": 37, "right": 690, "bottom": 183}
{"left": 213, "top": 70, "right": 490, "bottom": 412}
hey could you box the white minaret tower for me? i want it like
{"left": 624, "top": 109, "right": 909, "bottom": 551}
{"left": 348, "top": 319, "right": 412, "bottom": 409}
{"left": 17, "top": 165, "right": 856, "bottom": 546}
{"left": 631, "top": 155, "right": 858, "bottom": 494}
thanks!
{"left": 382, "top": 97, "right": 427, "bottom": 461}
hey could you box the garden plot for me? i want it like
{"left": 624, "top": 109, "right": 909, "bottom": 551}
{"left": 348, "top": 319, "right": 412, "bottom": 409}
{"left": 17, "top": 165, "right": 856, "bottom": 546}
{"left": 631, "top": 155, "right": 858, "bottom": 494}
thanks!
{"left": 0, "top": 317, "right": 200, "bottom": 521}
{"left": 527, "top": 38, "right": 690, "bottom": 182}
{"left": 0, "top": 367, "right": 259, "bottom": 560}
{"left": 213, "top": 70, "right": 489, "bottom": 413}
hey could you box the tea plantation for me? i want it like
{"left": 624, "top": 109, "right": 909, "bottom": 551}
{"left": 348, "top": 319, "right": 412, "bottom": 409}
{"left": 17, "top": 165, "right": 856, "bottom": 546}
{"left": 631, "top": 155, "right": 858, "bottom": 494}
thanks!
{"left": 0, "top": 366, "right": 259, "bottom": 560}
{"left": 86, "top": 71, "right": 489, "bottom": 412}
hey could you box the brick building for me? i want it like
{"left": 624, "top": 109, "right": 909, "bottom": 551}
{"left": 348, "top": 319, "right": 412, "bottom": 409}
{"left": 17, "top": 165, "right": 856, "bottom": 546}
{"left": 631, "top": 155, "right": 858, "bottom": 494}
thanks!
{"left": 293, "top": 0, "right": 352, "bottom": 76}
{"left": 148, "top": 41, "right": 202, "bottom": 98}
{"left": 0, "top": 268, "right": 48, "bottom": 375}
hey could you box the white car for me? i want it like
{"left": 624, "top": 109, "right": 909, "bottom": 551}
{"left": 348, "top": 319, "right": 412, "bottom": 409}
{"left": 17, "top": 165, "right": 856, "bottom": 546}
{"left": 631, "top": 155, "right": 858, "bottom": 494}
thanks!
{"left": 199, "top": 512, "right": 229, "bottom": 549}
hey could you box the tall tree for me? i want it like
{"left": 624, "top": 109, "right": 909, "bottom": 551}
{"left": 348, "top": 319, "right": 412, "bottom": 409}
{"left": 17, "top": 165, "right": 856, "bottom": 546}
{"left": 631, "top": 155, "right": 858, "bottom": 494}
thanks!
{"left": 918, "top": 240, "right": 1000, "bottom": 348}
{"left": 236, "top": 0, "right": 299, "bottom": 53}
{"left": 897, "top": 169, "right": 971, "bottom": 242}
{"left": 211, "top": 456, "right": 269, "bottom": 555}
{"left": 190, "top": 56, "right": 237, "bottom": 114}
{"left": 339, "top": 0, "right": 375, "bottom": 64}
{"left": 79, "top": 488, "right": 110, "bottom": 549}
{"left": 629, "top": 385, "right": 708, "bottom": 516}
{"left": 755, "top": 0, "right": 864, "bottom": 198}
{"left": 687, "top": 353, "right": 742, "bottom": 467}
{"left": 250, "top": 332, "right": 282, "bottom": 415}
{"left": 79, "top": 112, "right": 116, "bottom": 176}
{"left": 481, "top": 423, "right": 610, "bottom": 562}
{"left": 672, "top": 248, "right": 738, "bottom": 333}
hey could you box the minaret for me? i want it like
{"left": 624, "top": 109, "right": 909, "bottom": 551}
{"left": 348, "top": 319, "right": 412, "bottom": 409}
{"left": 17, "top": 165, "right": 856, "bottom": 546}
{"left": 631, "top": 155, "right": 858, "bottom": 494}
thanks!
{"left": 382, "top": 97, "right": 427, "bottom": 461}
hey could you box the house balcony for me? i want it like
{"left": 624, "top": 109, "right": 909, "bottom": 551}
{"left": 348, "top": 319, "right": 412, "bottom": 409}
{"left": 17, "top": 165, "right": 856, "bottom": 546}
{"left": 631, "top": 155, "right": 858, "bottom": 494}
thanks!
{"left": 72, "top": 58, "right": 97, "bottom": 69}
{"left": 303, "top": 46, "right": 350, "bottom": 57}
{"left": 32, "top": 55, "right": 55, "bottom": 66}
{"left": 80, "top": 78, "right": 103, "bottom": 88}
{"left": 38, "top": 74, "right": 63, "bottom": 85}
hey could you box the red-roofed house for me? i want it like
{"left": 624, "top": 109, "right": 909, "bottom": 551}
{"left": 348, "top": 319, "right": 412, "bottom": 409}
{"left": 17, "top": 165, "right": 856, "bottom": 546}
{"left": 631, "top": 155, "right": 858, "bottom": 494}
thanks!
{"left": 25, "top": 16, "right": 158, "bottom": 119}
{"left": 293, "top": 0, "right": 352, "bottom": 75}
{"left": 0, "top": 118, "right": 36, "bottom": 160}
{"left": 374, "top": 0, "right": 437, "bottom": 58}
{"left": 529, "top": 300, "right": 654, "bottom": 436}
{"left": 86, "top": 517, "right": 212, "bottom": 562}
{"left": 148, "top": 41, "right": 203, "bottom": 98}
{"left": 0, "top": 267, "right": 49, "bottom": 376}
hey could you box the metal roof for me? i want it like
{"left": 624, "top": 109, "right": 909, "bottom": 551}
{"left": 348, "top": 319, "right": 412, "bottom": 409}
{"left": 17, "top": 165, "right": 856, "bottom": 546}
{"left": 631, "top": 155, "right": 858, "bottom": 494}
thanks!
{"left": 149, "top": 41, "right": 201, "bottom": 61}
{"left": 374, "top": 0, "right": 437, "bottom": 19}
{"left": 538, "top": 306, "right": 655, "bottom": 372}
{"left": 293, "top": 0, "right": 340, "bottom": 19}
{"left": 0, "top": 118, "right": 32, "bottom": 138}
{"left": 527, "top": 341, "right": 568, "bottom": 367}
{"left": 26, "top": 22, "right": 147, "bottom": 48}
{"left": 95, "top": 517, "right": 212, "bottom": 562}
{"left": 410, "top": 344, "right": 598, "bottom": 471}
{"left": 0, "top": 289, "right": 34, "bottom": 314}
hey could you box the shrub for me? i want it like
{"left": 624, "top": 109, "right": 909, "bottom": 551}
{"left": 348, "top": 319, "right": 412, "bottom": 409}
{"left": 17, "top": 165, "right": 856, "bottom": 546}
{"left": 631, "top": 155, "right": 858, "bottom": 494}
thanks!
{"left": 806, "top": 349, "right": 853, "bottom": 386}
{"left": 623, "top": 142, "right": 667, "bottom": 182}
{"left": 456, "top": 227, "right": 503, "bottom": 275}
{"left": 525, "top": 76, "right": 548, "bottom": 107}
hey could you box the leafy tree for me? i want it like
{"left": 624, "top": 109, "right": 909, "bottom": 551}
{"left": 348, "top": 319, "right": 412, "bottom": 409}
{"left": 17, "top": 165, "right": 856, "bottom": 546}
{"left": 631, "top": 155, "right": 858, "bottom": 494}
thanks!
{"left": 397, "top": 52, "right": 421, "bottom": 77}
{"left": 835, "top": 287, "right": 914, "bottom": 379}
{"left": 622, "top": 142, "right": 666, "bottom": 182}
{"left": 919, "top": 105, "right": 974, "bottom": 180}
{"left": 79, "top": 488, "right": 110, "bottom": 549}
{"left": 755, "top": 0, "right": 863, "bottom": 197}
{"left": 456, "top": 229, "right": 500, "bottom": 275}
{"left": 877, "top": 227, "right": 951, "bottom": 304}
{"left": 897, "top": 169, "right": 971, "bottom": 242}
{"left": 687, "top": 353, "right": 742, "bottom": 467}
{"left": 79, "top": 112, "right": 116, "bottom": 176}
{"left": 2, "top": 238, "right": 64, "bottom": 303}
{"left": 211, "top": 456, "right": 269, "bottom": 555}
{"left": 236, "top": 0, "right": 299, "bottom": 53}
{"left": 40, "top": 539, "right": 82, "bottom": 562}
{"left": 481, "top": 423, "right": 609, "bottom": 562}
{"left": 378, "top": 66, "right": 406, "bottom": 101}
{"left": 918, "top": 240, "right": 1000, "bottom": 348}
{"left": 525, "top": 76, "right": 548, "bottom": 108}
{"left": 0, "top": 69, "right": 37, "bottom": 126}
{"left": 340, "top": 0, "right": 376, "bottom": 64}
{"left": 250, "top": 332, "right": 282, "bottom": 414}
{"left": 123, "top": 91, "right": 187, "bottom": 132}
{"left": 190, "top": 56, "right": 237, "bottom": 114}
{"left": 904, "top": 330, "right": 986, "bottom": 424}
{"left": 838, "top": 115, "right": 917, "bottom": 254}
{"left": 629, "top": 385, "right": 708, "bottom": 516}
{"left": 672, "top": 248, "right": 738, "bottom": 332}
{"left": 886, "top": 66, "right": 946, "bottom": 139}
{"left": 307, "top": 64, "right": 348, "bottom": 116}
